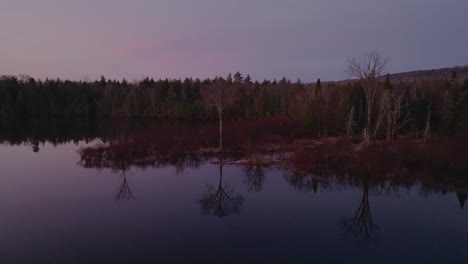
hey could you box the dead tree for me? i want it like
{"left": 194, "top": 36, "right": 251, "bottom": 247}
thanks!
{"left": 374, "top": 88, "right": 410, "bottom": 141}
{"left": 347, "top": 50, "right": 389, "bottom": 146}
{"left": 205, "top": 79, "right": 234, "bottom": 150}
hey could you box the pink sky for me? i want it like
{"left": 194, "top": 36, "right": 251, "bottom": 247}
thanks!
{"left": 1, "top": 0, "right": 467, "bottom": 82}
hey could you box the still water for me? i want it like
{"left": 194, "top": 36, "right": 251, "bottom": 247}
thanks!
{"left": 0, "top": 121, "right": 467, "bottom": 263}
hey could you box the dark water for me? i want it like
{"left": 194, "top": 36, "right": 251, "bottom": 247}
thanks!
{"left": 0, "top": 119, "right": 467, "bottom": 264}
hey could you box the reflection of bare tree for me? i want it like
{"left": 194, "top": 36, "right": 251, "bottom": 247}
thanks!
{"left": 200, "top": 157, "right": 244, "bottom": 217}
{"left": 343, "top": 180, "right": 377, "bottom": 242}
{"left": 374, "top": 180, "right": 399, "bottom": 197}
{"left": 243, "top": 164, "right": 265, "bottom": 192}
{"left": 115, "top": 162, "right": 135, "bottom": 201}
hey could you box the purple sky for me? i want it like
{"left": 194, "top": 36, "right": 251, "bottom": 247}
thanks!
{"left": 1, "top": 0, "right": 467, "bottom": 82}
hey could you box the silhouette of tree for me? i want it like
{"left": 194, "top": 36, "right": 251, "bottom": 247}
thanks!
{"left": 233, "top": 71, "right": 243, "bottom": 84}
{"left": 226, "top": 73, "right": 233, "bottom": 84}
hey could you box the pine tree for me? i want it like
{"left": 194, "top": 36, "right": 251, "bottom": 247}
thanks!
{"left": 233, "top": 71, "right": 243, "bottom": 83}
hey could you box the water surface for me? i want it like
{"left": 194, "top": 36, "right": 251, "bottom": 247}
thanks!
{"left": 0, "top": 120, "right": 467, "bottom": 263}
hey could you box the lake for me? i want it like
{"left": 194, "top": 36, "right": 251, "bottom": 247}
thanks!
{"left": 0, "top": 119, "right": 467, "bottom": 263}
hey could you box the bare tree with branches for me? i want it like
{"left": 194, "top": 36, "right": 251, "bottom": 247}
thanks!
{"left": 347, "top": 50, "right": 389, "bottom": 146}
{"left": 204, "top": 78, "right": 234, "bottom": 150}
{"left": 374, "top": 87, "right": 411, "bottom": 141}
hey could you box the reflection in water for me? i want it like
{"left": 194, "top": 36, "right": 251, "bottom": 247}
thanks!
{"left": 200, "top": 156, "right": 244, "bottom": 217}
{"left": 284, "top": 172, "right": 331, "bottom": 194}
{"left": 457, "top": 192, "right": 467, "bottom": 209}
{"left": 0, "top": 117, "right": 167, "bottom": 149}
{"left": 342, "top": 179, "right": 377, "bottom": 242}
{"left": 30, "top": 140, "right": 40, "bottom": 153}
{"left": 74, "top": 122, "right": 468, "bottom": 224}
{"left": 3, "top": 120, "right": 468, "bottom": 263}
{"left": 243, "top": 164, "right": 265, "bottom": 192}
{"left": 374, "top": 180, "right": 400, "bottom": 197}
{"left": 115, "top": 162, "right": 135, "bottom": 201}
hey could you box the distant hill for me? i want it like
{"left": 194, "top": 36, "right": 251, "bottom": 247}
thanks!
{"left": 387, "top": 65, "right": 468, "bottom": 82}
{"left": 327, "top": 65, "right": 468, "bottom": 85}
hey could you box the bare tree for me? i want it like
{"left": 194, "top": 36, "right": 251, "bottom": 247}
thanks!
{"left": 347, "top": 50, "right": 389, "bottom": 146}
{"left": 205, "top": 78, "right": 234, "bottom": 150}
{"left": 374, "top": 88, "right": 410, "bottom": 141}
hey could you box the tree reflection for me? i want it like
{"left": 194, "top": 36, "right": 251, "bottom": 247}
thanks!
{"left": 285, "top": 173, "right": 318, "bottom": 193}
{"left": 200, "top": 156, "right": 244, "bottom": 217}
{"left": 342, "top": 179, "right": 378, "bottom": 242}
{"left": 457, "top": 192, "right": 467, "bottom": 209}
{"left": 31, "top": 140, "right": 40, "bottom": 153}
{"left": 115, "top": 161, "right": 135, "bottom": 201}
{"left": 283, "top": 172, "right": 332, "bottom": 193}
{"left": 243, "top": 164, "right": 265, "bottom": 192}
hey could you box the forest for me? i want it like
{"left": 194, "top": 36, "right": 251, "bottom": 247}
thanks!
{"left": 1, "top": 68, "right": 467, "bottom": 139}
{"left": 2, "top": 52, "right": 468, "bottom": 190}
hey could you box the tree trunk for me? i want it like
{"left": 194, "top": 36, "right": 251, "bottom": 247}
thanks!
{"left": 364, "top": 102, "right": 372, "bottom": 146}
{"left": 363, "top": 128, "right": 370, "bottom": 147}
{"left": 364, "top": 86, "right": 376, "bottom": 147}
{"left": 219, "top": 110, "right": 223, "bottom": 150}
{"left": 424, "top": 109, "right": 431, "bottom": 143}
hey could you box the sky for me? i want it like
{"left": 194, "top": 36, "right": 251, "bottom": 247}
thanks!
{"left": 1, "top": 0, "right": 467, "bottom": 82}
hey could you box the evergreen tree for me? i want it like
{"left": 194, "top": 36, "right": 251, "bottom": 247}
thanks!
{"left": 226, "top": 73, "right": 233, "bottom": 84}
{"left": 233, "top": 71, "right": 243, "bottom": 83}
{"left": 244, "top": 74, "right": 252, "bottom": 85}
{"left": 99, "top": 76, "right": 107, "bottom": 88}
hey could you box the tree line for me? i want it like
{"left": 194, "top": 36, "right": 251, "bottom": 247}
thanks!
{"left": 1, "top": 65, "right": 467, "bottom": 138}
